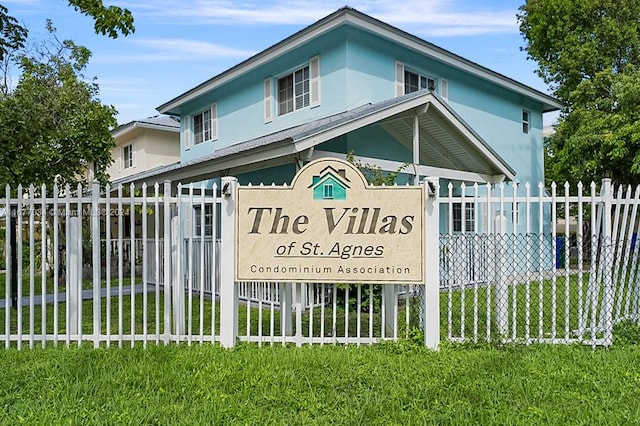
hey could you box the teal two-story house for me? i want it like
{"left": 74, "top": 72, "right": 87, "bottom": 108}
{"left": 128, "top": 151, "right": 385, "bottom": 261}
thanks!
{"left": 124, "top": 7, "right": 561, "bottom": 235}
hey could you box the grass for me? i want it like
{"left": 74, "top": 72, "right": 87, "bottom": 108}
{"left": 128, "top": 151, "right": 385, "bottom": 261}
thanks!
{"left": 0, "top": 342, "right": 640, "bottom": 424}
{"left": 0, "top": 271, "right": 633, "bottom": 346}
{"left": 0, "top": 288, "right": 412, "bottom": 344}
{"left": 442, "top": 272, "right": 622, "bottom": 343}
{"left": 1, "top": 271, "right": 639, "bottom": 423}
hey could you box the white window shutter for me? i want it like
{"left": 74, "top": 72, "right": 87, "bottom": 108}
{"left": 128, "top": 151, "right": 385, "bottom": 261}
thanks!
{"left": 210, "top": 103, "right": 218, "bottom": 141}
{"left": 310, "top": 55, "right": 321, "bottom": 107}
{"left": 184, "top": 117, "right": 192, "bottom": 149}
{"left": 131, "top": 142, "right": 136, "bottom": 168}
{"left": 440, "top": 78, "right": 449, "bottom": 101}
{"left": 117, "top": 146, "right": 122, "bottom": 172}
{"left": 264, "top": 78, "right": 273, "bottom": 123}
{"left": 395, "top": 61, "right": 405, "bottom": 97}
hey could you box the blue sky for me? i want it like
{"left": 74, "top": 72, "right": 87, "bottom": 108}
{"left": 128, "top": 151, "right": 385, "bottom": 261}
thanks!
{"left": 4, "top": 0, "right": 556, "bottom": 126}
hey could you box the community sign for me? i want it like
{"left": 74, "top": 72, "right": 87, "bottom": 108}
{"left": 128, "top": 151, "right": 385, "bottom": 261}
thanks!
{"left": 235, "top": 158, "right": 425, "bottom": 284}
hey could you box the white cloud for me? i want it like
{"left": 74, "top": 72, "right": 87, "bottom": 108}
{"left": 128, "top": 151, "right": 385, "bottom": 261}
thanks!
{"left": 92, "top": 38, "right": 256, "bottom": 64}
{"left": 133, "top": 38, "right": 256, "bottom": 58}
{"left": 126, "top": 0, "right": 518, "bottom": 36}
{"left": 129, "top": 0, "right": 335, "bottom": 25}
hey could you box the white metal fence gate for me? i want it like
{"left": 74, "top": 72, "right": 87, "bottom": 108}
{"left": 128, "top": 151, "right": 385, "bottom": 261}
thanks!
{"left": 1, "top": 177, "right": 638, "bottom": 349}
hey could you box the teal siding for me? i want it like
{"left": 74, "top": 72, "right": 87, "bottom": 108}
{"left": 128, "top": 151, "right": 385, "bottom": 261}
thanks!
{"left": 176, "top": 22, "right": 548, "bottom": 192}
{"left": 236, "top": 163, "right": 297, "bottom": 186}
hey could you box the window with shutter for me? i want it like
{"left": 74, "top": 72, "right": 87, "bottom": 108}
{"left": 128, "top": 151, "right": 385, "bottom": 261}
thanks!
{"left": 395, "top": 61, "right": 404, "bottom": 97}
{"left": 192, "top": 104, "right": 218, "bottom": 144}
{"left": 310, "top": 55, "right": 320, "bottom": 107}
{"left": 440, "top": 78, "right": 449, "bottom": 101}
{"left": 276, "top": 56, "right": 320, "bottom": 116}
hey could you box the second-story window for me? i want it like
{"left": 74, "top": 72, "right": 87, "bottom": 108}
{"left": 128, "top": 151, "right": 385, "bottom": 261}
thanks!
{"left": 123, "top": 143, "right": 134, "bottom": 169}
{"left": 396, "top": 61, "right": 440, "bottom": 97}
{"left": 278, "top": 65, "right": 310, "bottom": 116}
{"left": 186, "top": 103, "right": 218, "bottom": 149}
{"left": 194, "top": 109, "right": 211, "bottom": 144}
{"left": 405, "top": 70, "right": 435, "bottom": 94}
{"left": 265, "top": 56, "right": 319, "bottom": 123}
{"left": 522, "top": 110, "right": 530, "bottom": 134}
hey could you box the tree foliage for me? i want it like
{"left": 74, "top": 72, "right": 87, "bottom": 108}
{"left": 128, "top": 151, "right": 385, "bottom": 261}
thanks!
{"left": 0, "top": 23, "right": 116, "bottom": 188}
{"left": 0, "top": 1, "right": 134, "bottom": 61}
{"left": 518, "top": 0, "right": 640, "bottom": 184}
{"left": 346, "top": 151, "right": 408, "bottom": 186}
{"left": 0, "top": 5, "right": 28, "bottom": 63}
{"left": 67, "top": 0, "right": 135, "bottom": 39}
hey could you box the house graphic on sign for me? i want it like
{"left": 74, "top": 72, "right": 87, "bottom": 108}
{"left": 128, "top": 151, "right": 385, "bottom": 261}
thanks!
{"left": 309, "top": 166, "right": 350, "bottom": 200}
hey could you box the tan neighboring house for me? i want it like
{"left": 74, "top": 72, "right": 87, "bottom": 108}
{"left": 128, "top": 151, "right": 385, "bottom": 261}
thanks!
{"left": 108, "top": 115, "right": 180, "bottom": 182}
{"left": 106, "top": 115, "right": 180, "bottom": 246}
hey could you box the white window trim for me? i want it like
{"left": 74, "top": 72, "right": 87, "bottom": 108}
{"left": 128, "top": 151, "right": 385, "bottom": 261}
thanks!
{"left": 273, "top": 56, "right": 320, "bottom": 117}
{"left": 189, "top": 103, "right": 218, "bottom": 146}
{"left": 123, "top": 142, "right": 135, "bottom": 170}
{"left": 522, "top": 109, "right": 530, "bottom": 134}
{"left": 406, "top": 69, "right": 435, "bottom": 93}
{"left": 277, "top": 64, "right": 309, "bottom": 116}
{"left": 323, "top": 183, "right": 333, "bottom": 199}
{"left": 395, "top": 61, "right": 438, "bottom": 96}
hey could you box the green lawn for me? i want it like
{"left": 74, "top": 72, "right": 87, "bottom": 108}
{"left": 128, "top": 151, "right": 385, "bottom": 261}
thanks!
{"left": 0, "top": 342, "right": 639, "bottom": 424}
{"left": 1, "top": 272, "right": 639, "bottom": 424}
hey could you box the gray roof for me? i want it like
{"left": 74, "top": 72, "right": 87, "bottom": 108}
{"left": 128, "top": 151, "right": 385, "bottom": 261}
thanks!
{"left": 158, "top": 7, "right": 562, "bottom": 115}
{"left": 112, "top": 90, "right": 516, "bottom": 186}
{"left": 113, "top": 115, "right": 180, "bottom": 137}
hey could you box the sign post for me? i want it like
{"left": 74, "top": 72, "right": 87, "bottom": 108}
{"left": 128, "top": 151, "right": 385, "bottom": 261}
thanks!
{"left": 233, "top": 158, "right": 438, "bottom": 348}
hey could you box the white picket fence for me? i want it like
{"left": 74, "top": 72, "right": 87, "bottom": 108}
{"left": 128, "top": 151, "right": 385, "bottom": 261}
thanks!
{"left": 0, "top": 178, "right": 425, "bottom": 349}
{"left": 1, "top": 177, "right": 639, "bottom": 349}
{"left": 108, "top": 238, "right": 330, "bottom": 307}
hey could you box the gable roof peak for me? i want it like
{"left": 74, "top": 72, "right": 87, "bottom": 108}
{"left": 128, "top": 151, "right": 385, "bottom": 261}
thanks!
{"left": 157, "top": 7, "right": 561, "bottom": 115}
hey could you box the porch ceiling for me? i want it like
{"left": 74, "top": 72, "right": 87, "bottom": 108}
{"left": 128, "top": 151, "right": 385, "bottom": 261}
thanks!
{"left": 379, "top": 104, "right": 511, "bottom": 180}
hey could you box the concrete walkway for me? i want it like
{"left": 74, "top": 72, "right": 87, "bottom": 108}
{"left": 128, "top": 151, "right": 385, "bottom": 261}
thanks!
{"left": 0, "top": 284, "right": 157, "bottom": 309}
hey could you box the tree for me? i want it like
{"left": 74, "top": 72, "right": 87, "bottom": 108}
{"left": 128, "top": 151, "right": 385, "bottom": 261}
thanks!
{"left": 0, "top": 22, "right": 116, "bottom": 189}
{"left": 0, "top": 1, "right": 134, "bottom": 61}
{"left": 0, "top": 5, "right": 28, "bottom": 63}
{"left": 518, "top": 0, "right": 640, "bottom": 185}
